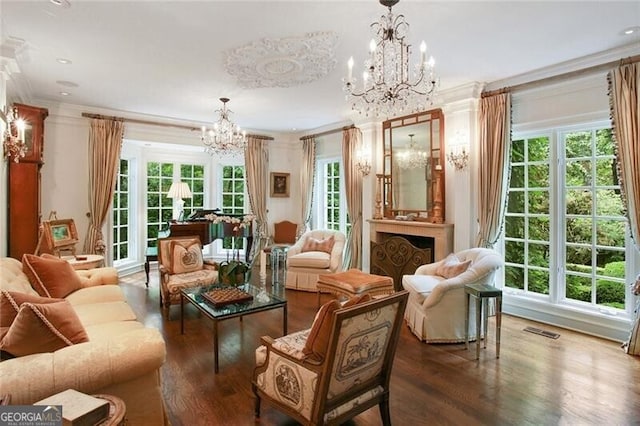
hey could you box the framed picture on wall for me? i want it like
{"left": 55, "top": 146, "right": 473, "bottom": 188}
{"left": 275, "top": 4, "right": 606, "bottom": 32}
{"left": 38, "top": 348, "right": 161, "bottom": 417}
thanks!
{"left": 270, "top": 172, "right": 290, "bottom": 198}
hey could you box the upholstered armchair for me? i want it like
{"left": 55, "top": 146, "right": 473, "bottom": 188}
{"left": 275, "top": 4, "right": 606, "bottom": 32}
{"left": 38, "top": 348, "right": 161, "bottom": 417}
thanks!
{"left": 402, "top": 248, "right": 503, "bottom": 343}
{"left": 157, "top": 236, "right": 218, "bottom": 313}
{"left": 252, "top": 291, "right": 409, "bottom": 426}
{"left": 285, "top": 229, "right": 346, "bottom": 291}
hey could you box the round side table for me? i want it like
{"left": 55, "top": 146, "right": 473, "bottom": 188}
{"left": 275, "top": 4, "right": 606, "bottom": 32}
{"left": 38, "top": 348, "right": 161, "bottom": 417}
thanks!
{"left": 62, "top": 254, "right": 105, "bottom": 270}
{"left": 93, "top": 394, "right": 126, "bottom": 426}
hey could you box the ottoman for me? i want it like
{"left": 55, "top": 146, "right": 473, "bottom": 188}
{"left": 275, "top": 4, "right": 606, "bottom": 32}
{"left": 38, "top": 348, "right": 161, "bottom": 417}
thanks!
{"left": 317, "top": 268, "right": 394, "bottom": 306}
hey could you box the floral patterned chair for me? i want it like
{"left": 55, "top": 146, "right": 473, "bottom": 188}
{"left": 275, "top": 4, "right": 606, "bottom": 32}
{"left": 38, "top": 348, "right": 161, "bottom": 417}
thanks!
{"left": 252, "top": 290, "right": 409, "bottom": 425}
{"left": 157, "top": 236, "right": 217, "bottom": 315}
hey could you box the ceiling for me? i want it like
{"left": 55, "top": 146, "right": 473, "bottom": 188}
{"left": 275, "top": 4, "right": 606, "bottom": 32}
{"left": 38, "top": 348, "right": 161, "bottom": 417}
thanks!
{"left": 1, "top": 1, "right": 639, "bottom": 135}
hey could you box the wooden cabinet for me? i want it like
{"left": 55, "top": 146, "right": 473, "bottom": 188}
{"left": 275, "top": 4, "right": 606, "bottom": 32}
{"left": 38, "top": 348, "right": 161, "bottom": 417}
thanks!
{"left": 7, "top": 103, "right": 48, "bottom": 259}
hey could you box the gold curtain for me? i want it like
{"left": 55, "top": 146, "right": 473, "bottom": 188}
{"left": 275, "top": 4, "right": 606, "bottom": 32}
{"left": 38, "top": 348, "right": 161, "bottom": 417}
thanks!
{"left": 609, "top": 62, "right": 640, "bottom": 356}
{"left": 83, "top": 118, "right": 124, "bottom": 254}
{"left": 244, "top": 136, "right": 269, "bottom": 254}
{"left": 342, "top": 127, "right": 363, "bottom": 269}
{"left": 476, "top": 93, "right": 512, "bottom": 248}
{"left": 299, "top": 137, "right": 316, "bottom": 236}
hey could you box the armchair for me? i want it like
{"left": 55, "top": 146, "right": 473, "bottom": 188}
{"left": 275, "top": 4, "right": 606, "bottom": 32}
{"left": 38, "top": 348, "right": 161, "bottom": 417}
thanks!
{"left": 252, "top": 291, "right": 409, "bottom": 425}
{"left": 285, "top": 229, "right": 346, "bottom": 292}
{"left": 402, "top": 248, "right": 503, "bottom": 343}
{"left": 157, "top": 236, "right": 218, "bottom": 314}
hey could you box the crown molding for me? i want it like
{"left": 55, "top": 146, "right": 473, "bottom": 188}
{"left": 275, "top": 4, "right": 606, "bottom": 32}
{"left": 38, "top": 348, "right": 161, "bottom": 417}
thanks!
{"left": 485, "top": 43, "right": 640, "bottom": 92}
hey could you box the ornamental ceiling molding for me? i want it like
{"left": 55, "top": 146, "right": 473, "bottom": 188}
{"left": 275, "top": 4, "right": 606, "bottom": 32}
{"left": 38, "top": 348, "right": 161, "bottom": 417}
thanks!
{"left": 224, "top": 31, "right": 338, "bottom": 89}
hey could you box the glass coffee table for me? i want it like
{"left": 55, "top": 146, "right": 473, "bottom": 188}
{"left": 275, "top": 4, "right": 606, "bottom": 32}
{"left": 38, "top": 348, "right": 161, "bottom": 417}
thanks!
{"left": 180, "top": 283, "right": 287, "bottom": 373}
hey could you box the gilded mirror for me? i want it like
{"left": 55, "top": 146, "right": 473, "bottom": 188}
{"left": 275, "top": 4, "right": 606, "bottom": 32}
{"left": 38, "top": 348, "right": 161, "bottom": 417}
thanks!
{"left": 382, "top": 108, "right": 445, "bottom": 223}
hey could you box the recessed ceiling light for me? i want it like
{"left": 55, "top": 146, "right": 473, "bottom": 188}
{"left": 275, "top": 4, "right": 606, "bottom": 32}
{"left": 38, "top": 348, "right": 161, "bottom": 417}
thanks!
{"left": 50, "top": 0, "right": 71, "bottom": 8}
{"left": 56, "top": 58, "right": 72, "bottom": 65}
{"left": 56, "top": 80, "right": 78, "bottom": 87}
{"left": 59, "top": 91, "right": 70, "bottom": 96}
{"left": 622, "top": 26, "right": 640, "bottom": 35}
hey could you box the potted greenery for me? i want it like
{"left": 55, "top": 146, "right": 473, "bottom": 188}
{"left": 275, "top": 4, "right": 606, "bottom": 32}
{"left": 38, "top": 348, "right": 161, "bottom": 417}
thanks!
{"left": 218, "top": 251, "right": 251, "bottom": 286}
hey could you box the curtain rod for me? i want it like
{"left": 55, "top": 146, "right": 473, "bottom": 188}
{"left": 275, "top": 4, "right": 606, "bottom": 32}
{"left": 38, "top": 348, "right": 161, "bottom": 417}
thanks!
{"left": 300, "top": 124, "right": 355, "bottom": 141}
{"left": 81, "top": 112, "right": 274, "bottom": 140}
{"left": 481, "top": 54, "right": 640, "bottom": 98}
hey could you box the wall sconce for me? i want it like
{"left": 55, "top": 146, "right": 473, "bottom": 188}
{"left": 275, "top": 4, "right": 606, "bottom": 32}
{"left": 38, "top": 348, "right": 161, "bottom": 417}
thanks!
{"left": 2, "top": 106, "right": 27, "bottom": 163}
{"left": 447, "top": 147, "right": 469, "bottom": 171}
{"left": 355, "top": 147, "right": 371, "bottom": 176}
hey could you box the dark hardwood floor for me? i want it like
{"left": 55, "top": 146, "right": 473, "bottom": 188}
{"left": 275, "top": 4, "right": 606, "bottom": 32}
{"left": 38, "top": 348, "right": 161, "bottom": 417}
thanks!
{"left": 120, "top": 267, "right": 640, "bottom": 426}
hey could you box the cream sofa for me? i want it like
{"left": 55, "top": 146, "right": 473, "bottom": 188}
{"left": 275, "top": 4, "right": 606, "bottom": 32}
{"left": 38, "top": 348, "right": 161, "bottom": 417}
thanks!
{"left": 0, "top": 257, "right": 168, "bottom": 426}
{"left": 285, "top": 229, "right": 346, "bottom": 292}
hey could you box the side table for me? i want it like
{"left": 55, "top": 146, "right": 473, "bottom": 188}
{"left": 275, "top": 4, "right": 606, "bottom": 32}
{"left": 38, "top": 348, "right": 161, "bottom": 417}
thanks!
{"left": 144, "top": 246, "right": 158, "bottom": 288}
{"left": 93, "top": 394, "right": 126, "bottom": 426}
{"left": 465, "top": 283, "right": 502, "bottom": 360}
{"left": 271, "top": 245, "right": 289, "bottom": 286}
{"left": 62, "top": 254, "right": 105, "bottom": 270}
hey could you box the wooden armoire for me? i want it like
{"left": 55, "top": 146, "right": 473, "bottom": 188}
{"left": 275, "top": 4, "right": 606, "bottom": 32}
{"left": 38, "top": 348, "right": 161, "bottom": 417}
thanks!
{"left": 7, "top": 103, "right": 48, "bottom": 259}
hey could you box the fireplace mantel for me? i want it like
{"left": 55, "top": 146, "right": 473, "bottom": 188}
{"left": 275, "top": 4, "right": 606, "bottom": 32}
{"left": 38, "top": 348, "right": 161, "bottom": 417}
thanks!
{"left": 368, "top": 219, "right": 454, "bottom": 261}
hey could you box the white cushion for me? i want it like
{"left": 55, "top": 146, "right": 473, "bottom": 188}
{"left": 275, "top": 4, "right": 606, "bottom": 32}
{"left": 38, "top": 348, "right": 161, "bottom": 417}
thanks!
{"left": 402, "top": 274, "right": 444, "bottom": 303}
{"left": 287, "top": 252, "right": 331, "bottom": 269}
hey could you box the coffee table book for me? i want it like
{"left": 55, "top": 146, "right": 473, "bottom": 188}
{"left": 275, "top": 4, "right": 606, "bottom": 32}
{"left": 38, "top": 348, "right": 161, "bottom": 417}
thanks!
{"left": 35, "top": 389, "right": 109, "bottom": 426}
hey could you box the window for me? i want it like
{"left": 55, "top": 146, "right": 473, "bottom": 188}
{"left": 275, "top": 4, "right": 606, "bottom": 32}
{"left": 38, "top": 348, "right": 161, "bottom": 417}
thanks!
{"left": 505, "top": 125, "right": 630, "bottom": 313}
{"left": 180, "top": 164, "right": 205, "bottom": 219}
{"left": 315, "top": 158, "right": 350, "bottom": 234}
{"left": 220, "top": 165, "right": 246, "bottom": 250}
{"left": 146, "top": 162, "right": 174, "bottom": 249}
{"left": 112, "top": 159, "right": 131, "bottom": 262}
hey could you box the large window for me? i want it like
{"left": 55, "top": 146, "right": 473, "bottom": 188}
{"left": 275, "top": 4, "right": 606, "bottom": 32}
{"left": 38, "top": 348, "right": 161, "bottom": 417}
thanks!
{"left": 112, "top": 159, "right": 131, "bottom": 262}
{"left": 504, "top": 125, "right": 630, "bottom": 313}
{"left": 146, "top": 161, "right": 206, "bottom": 249}
{"left": 146, "top": 162, "right": 174, "bottom": 249}
{"left": 220, "top": 165, "right": 246, "bottom": 251}
{"left": 315, "top": 158, "right": 350, "bottom": 234}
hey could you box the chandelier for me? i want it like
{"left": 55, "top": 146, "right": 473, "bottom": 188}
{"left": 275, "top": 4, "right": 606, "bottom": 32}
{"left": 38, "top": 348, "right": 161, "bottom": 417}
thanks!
{"left": 200, "top": 98, "right": 247, "bottom": 157}
{"left": 396, "top": 134, "right": 429, "bottom": 169}
{"left": 343, "top": 0, "right": 439, "bottom": 118}
{"left": 2, "top": 105, "right": 26, "bottom": 163}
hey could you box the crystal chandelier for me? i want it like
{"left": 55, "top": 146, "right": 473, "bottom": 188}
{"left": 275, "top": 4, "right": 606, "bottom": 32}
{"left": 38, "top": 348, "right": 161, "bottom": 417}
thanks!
{"left": 200, "top": 98, "right": 247, "bottom": 157}
{"left": 2, "top": 105, "right": 27, "bottom": 163}
{"left": 396, "top": 134, "right": 429, "bottom": 169}
{"left": 343, "top": 0, "right": 439, "bottom": 118}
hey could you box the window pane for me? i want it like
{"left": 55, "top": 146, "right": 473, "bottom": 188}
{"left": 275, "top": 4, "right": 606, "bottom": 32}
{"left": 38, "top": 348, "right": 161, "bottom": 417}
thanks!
{"left": 505, "top": 265, "right": 524, "bottom": 290}
{"left": 511, "top": 139, "right": 525, "bottom": 162}
{"left": 528, "top": 269, "right": 549, "bottom": 295}
{"left": 510, "top": 165, "right": 525, "bottom": 188}
{"left": 507, "top": 191, "right": 524, "bottom": 214}
{"left": 528, "top": 164, "right": 549, "bottom": 187}
{"left": 565, "top": 131, "right": 592, "bottom": 158}
{"left": 566, "top": 190, "right": 592, "bottom": 215}
{"left": 595, "top": 158, "right": 616, "bottom": 186}
{"left": 566, "top": 218, "right": 592, "bottom": 244}
{"left": 528, "top": 243, "right": 549, "bottom": 268}
{"left": 529, "top": 216, "right": 549, "bottom": 241}
{"left": 527, "top": 137, "right": 549, "bottom": 162}
{"left": 505, "top": 240, "right": 524, "bottom": 264}
{"left": 595, "top": 128, "right": 614, "bottom": 155}
{"left": 566, "top": 274, "right": 592, "bottom": 303}
{"left": 528, "top": 190, "right": 549, "bottom": 214}
{"left": 505, "top": 216, "right": 524, "bottom": 239}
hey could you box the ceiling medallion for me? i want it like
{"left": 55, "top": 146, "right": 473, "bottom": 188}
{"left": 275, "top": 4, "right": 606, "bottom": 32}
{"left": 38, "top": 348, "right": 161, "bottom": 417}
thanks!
{"left": 225, "top": 31, "right": 338, "bottom": 89}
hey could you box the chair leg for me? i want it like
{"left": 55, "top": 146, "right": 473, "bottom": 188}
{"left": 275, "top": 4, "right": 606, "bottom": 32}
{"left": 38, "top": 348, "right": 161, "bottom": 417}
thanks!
{"left": 379, "top": 395, "right": 391, "bottom": 426}
{"left": 252, "top": 386, "right": 261, "bottom": 419}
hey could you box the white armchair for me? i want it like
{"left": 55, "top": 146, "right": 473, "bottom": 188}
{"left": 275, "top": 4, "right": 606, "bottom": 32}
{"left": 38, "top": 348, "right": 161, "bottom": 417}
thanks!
{"left": 285, "top": 229, "right": 346, "bottom": 292}
{"left": 402, "top": 248, "right": 503, "bottom": 343}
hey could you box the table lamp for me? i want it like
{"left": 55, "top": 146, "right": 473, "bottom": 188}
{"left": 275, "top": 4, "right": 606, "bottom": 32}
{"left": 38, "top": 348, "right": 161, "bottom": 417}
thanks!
{"left": 167, "top": 182, "right": 192, "bottom": 221}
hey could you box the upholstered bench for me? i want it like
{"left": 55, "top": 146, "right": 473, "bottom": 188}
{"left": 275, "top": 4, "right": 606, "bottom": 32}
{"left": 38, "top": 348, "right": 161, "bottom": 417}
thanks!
{"left": 316, "top": 268, "right": 394, "bottom": 307}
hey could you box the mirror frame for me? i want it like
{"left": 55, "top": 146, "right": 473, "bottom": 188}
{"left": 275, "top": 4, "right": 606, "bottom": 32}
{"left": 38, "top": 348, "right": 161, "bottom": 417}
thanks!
{"left": 382, "top": 108, "right": 445, "bottom": 223}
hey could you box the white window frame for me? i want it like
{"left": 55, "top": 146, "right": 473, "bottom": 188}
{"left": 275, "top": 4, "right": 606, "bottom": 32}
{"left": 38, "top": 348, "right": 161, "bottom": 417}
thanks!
{"left": 314, "top": 156, "right": 349, "bottom": 234}
{"left": 500, "top": 120, "right": 639, "bottom": 340}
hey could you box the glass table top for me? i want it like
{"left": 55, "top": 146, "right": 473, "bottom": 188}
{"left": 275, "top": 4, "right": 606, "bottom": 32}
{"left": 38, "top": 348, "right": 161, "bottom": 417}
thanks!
{"left": 181, "top": 283, "right": 286, "bottom": 319}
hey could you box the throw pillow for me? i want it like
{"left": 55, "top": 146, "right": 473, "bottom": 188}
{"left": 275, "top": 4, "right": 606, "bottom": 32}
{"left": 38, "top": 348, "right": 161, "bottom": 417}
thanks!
{"left": 169, "top": 240, "right": 203, "bottom": 274}
{"left": 22, "top": 254, "right": 84, "bottom": 298}
{"left": 342, "top": 293, "right": 372, "bottom": 308}
{"left": 0, "top": 300, "right": 89, "bottom": 357}
{"left": 436, "top": 253, "right": 472, "bottom": 279}
{"left": 301, "top": 235, "right": 335, "bottom": 254}
{"left": 0, "top": 290, "right": 62, "bottom": 328}
{"left": 302, "top": 299, "right": 342, "bottom": 362}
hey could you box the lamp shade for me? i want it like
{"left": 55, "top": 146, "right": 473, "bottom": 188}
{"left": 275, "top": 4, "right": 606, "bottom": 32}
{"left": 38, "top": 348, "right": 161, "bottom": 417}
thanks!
{"left": 167, "top": 182, "right": 192, "bottom": 199}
